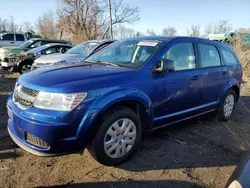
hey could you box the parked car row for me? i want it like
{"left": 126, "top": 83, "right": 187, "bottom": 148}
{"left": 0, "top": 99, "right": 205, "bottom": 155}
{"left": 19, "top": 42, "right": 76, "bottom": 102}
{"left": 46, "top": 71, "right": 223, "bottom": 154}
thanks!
{"left": 0, "top": 37, "right": 115, "bottom": 74}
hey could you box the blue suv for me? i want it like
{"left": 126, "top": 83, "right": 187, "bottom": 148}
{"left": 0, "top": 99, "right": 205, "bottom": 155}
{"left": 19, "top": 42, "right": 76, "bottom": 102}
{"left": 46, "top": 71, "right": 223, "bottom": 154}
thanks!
{"left": 7, "top": 36, "right": 242, "bottom": 166}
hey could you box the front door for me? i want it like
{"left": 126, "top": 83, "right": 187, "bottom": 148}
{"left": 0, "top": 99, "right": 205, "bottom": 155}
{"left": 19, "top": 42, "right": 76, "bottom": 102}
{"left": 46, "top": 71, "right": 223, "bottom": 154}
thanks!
{"left": 153, "top": 42, "right": 203, "bottom": 126}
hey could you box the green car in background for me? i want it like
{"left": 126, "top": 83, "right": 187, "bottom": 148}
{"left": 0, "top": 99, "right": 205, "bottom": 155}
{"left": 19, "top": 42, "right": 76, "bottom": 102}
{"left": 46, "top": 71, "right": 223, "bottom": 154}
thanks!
{"left": 207, "top": 32, "right": 250, "bottom": 46}
{"left": 0, "top": 38, "right": 72, "bottom": 70}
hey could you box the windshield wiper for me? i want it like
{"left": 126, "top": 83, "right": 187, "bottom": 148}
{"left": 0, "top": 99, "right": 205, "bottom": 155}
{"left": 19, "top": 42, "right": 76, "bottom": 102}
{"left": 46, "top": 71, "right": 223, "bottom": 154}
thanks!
{"left": 95, "top": 61, "right": 119, "bottom": 67}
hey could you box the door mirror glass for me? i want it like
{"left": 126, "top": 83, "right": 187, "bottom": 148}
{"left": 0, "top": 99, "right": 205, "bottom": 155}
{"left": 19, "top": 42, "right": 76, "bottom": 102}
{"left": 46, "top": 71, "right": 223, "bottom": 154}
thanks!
{"left": 154, "top": 59, "right": 175, "bottom": 73}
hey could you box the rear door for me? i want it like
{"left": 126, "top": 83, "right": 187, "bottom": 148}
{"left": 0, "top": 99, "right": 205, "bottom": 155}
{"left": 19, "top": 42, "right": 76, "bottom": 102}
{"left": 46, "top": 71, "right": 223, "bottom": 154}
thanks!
{"left": 197, "top": 43, "right": 228, "bottom": 104}
{"left": 15, "top": 34, "right": 26, "bottom": 46}
{"left": 0, "top": 33, "right": 15, "bottom": 47}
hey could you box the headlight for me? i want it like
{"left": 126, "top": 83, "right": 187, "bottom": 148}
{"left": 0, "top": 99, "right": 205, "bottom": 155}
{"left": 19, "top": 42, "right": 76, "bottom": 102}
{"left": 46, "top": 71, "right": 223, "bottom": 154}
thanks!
{"left": 55, "top": 60, "right": 66, "bottom": 65}
{"left": 34, "top": 92, "right": 87, "bottom": 111}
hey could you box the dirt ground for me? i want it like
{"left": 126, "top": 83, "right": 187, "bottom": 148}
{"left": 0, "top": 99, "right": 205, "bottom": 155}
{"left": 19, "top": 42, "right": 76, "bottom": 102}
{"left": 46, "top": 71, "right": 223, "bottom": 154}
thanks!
{"left": 0, "top": 70, "right": 250, "bottom": 188}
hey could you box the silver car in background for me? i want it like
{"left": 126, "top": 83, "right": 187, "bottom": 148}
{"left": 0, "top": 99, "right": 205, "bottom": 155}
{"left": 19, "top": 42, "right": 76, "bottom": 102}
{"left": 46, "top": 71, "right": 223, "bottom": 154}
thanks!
{"left": 31, "top": 39, "right": 115, "bottom": 70}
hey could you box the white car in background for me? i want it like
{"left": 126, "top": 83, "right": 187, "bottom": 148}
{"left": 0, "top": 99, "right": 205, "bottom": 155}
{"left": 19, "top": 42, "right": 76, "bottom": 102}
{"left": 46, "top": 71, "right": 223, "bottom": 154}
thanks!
{"left": 0, "top": 32, "right": 27, "bottom": 62}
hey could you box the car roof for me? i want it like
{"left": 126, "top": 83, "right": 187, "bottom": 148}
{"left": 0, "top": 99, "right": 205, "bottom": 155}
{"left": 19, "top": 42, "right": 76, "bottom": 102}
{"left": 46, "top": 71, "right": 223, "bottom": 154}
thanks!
{"left": 27, "top": 43, "right": 72, "bottom": 53}
{"left": 29, "top": 38, "right": 71, "bottom": 43}
{"left": 122, "top": 36, "right": 232, "bottom": 50}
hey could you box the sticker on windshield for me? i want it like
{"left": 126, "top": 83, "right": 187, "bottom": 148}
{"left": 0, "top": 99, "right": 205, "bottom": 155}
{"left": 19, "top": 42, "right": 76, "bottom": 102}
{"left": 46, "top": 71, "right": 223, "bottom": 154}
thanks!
{"left": 137, "top": 41, "right": 158, "bottom": 46}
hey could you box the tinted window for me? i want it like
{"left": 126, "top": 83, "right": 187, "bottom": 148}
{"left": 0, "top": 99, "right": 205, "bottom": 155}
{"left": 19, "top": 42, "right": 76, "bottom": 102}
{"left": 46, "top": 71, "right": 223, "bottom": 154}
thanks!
{"left": 41, "top": 47, "right": 58, "bottom": 55}
{"left": 163, "top": 43, "right": 196, "bottom": 71}
{"left": 221, "top": 49, "right": 238, "bottom": 65}
{"left": 2, "top": 34, "right": 14, "bottom": 41}
{"left": 16, "top": 34, "right": 25, "bottom": 41}
{"left": 198, "top": 44, "right": 221, "bottom": 68}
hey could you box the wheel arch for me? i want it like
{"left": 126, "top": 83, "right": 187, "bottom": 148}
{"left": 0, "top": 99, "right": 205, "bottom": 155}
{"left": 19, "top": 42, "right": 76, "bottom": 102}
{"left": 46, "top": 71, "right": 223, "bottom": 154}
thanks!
{"left": 78, "top": 88, "right": 154, "bottom": 145}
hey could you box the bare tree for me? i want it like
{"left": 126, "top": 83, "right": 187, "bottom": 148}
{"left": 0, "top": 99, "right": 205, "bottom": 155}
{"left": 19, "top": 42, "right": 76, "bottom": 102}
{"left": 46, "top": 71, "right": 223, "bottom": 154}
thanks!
{"left": 186, "top": 25, "right": 200, "bottom": 37}
{"left": 21, "top": 21, "right": 35, "bottom": 33}
{"left": 114, "top": 25, "right": 135, "bottom": 39}
{"left": 8, "top": 16, "right": 19, "bottom": 32}
{"left": 204, "top": 20, "right": 232, "bottom": 35}
{"left": 162, "top": 26, "right": 177, "bottom": 36}
{"left": 146, "top": 29, "right": 156, "bottom": 36}
{"left": 35, "top": 11, "right": 57, "bottom": 39}
{"left": 214, "top": 20, "right": 232, "bottom": 33}
{"left": 237, "top": 28, "right": 250, "bottom": 34}
{"left": 57, "top": 0, "right": 139, "bottom": 42}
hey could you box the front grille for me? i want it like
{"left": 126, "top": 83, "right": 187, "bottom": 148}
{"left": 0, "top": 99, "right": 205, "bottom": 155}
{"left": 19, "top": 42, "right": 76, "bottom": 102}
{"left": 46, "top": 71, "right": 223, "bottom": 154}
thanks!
{"left": 26, "top": 133, "right": 49, "bottom": 148}
{"left": 13, "top": 85, "right": 39, "bottom": 109}
{"left": 14, "top": 95, "right": 33, "bottom": 107}
{"left": 21, "top": 86, "right": 39, "bottom": 97}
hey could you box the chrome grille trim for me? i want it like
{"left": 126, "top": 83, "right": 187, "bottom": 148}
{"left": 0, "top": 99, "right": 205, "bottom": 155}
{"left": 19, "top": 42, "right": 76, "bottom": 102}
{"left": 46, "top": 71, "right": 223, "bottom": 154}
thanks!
{"left": 21, "top": 86, "right": 39, "bottom": 97}
{"left": 26, "top": 133, "right": 49, "bottom": 149}
{"left": 13, "top": 84, "right": 39, "bottom": 110}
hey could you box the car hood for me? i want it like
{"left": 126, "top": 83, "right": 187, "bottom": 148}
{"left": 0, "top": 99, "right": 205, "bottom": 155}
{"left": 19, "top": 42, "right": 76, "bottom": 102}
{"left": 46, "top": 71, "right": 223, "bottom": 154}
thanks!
{"left": 9, "top": 48, "right": 25, "bottom": 55}
{"left": 34, "top": 53, "right": 88, "bottom": 64}
{"left": 18, "top": 63, "right": 135, "bottom": 93}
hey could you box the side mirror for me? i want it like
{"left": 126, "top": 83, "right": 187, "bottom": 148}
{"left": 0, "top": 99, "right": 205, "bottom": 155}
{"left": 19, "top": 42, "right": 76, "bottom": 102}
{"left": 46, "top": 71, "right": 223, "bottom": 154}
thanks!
{"left": 46, "top": 50, "right": 53, "bottom": 55}
{"left": 154, "top": 59, "right": 175, "bottom": 73}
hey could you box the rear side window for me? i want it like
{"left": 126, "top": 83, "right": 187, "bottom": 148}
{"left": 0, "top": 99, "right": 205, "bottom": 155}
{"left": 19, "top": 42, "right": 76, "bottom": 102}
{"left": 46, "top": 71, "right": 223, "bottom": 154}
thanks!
{"left": 221, "top": 49, "right": 238, "bottom": 65}
{"left": 16, "top": 34, "right": 25, "bottom": 41}
{"left": 198, "top": 44, "right": 221, "bottom": 68}
{"left": 1, "top": 34, "right": 14, "bottom": 41}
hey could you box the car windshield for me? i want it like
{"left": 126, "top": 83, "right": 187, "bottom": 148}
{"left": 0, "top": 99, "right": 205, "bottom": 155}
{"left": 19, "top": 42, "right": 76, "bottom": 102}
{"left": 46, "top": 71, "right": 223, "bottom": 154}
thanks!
{"left": 66, "top": 42, "right": 99, "bottom": 55}
{"left": 18, "top": 40, "right": 33, "bottom": 48}
{"left": 85, "top": 39, "right": 165, "bottom": 68}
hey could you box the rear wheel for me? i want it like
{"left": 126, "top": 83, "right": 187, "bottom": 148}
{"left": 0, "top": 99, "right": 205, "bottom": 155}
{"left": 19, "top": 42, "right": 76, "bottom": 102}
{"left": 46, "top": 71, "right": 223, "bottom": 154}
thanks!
{"left": 88, "top": 108, "right": 142, "bottom": 166}
{"left": 218, "top": 89, "right": 236, "bottom": 121}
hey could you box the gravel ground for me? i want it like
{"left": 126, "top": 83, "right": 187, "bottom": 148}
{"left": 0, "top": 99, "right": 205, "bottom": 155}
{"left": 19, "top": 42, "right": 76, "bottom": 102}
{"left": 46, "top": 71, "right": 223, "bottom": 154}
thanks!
{"left": 0, "top": 70, "right": 250, "bottom": 188}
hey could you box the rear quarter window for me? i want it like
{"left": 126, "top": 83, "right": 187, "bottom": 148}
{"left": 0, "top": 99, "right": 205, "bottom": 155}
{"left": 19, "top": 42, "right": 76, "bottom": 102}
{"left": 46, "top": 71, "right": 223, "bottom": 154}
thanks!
{"left": 220, "top": 49, "right": 238, "bottom": 65}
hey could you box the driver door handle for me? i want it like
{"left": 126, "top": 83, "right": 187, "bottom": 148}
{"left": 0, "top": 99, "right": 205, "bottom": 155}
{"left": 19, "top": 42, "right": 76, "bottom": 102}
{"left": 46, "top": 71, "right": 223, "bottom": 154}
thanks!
{"left": 192, "top": 75, "right": 201, "bottom": 80}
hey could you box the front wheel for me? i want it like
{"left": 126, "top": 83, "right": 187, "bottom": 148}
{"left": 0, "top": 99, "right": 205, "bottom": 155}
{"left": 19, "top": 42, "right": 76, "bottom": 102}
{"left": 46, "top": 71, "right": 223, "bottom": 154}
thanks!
{"left": 18, "top": 62, "right": 32, "bottom": 74}
{"left": 218, "top": 89, "right": 236, "bottom": 121}
{"left": 88, "top": 108, "right": 142, "bottom": 166}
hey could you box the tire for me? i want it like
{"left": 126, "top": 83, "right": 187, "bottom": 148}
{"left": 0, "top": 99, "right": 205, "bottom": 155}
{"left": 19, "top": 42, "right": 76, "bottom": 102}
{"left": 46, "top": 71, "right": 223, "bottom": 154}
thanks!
{"left": 217, "top": 89, "right": 236, "bottom": 121}
{"left": 7, "top": 66, "right": 16, "bottom": 73}
{"left": 87, "top": 108, "right": 142, "bottom": 166}
{"left": 18, "top": 61, "right": 32, "bottom": 74}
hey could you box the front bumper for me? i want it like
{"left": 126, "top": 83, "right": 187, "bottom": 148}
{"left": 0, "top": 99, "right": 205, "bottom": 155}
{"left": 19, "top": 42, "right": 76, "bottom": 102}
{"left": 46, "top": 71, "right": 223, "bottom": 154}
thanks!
{"left": 7, "top": 94, "right": 99, "bottom": 156}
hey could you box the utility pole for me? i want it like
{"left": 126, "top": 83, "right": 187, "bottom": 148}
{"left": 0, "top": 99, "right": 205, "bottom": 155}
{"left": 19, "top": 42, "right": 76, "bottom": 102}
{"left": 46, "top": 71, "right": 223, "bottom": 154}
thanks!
{"left": 108, "top": 0, "right": 113, "bottom": 39}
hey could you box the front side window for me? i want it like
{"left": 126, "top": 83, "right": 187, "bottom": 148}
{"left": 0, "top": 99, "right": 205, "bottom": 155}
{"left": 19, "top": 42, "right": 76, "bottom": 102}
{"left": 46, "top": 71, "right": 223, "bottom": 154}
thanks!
{"left": 41, "top": 47, "right": 58, "bottom": 55}
{"left": 162, "top": 43, "right": 196, "bottom": 71}
{"left": 198, "top": 44, "right": 221, "bottom": 68}
{"left": 1, "top": 34, "right": 14, "bottom": 41}
{"left": 16, "top": 34, "right": 25, "bottom": 41}
{"left": 85, "top": 40, "right": 165, "bottom": 68}
{"left": 221, "top": 49, "right": 238, "bottom": 65}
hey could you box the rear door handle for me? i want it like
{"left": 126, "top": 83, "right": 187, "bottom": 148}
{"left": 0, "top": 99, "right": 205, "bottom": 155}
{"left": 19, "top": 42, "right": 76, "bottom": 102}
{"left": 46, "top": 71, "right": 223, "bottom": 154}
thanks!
{"left": 192, "top": 75, "right": 201, "bottom": 80}
{"left": 222, "top": 71, "right": 228, "bottom": 75}
{"left": 10, "top": 42, "right": 14, "bottom": 44}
